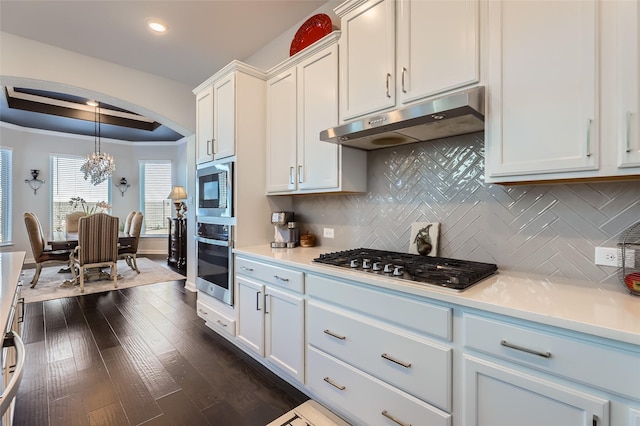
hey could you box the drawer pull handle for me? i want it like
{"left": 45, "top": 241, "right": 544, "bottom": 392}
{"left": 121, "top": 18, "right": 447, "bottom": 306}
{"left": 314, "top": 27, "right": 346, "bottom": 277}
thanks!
{"left": 274, "top": 275, "right": 289, "bottom": 282}
{"left": 381, "top": 353, "right": 412, "bottom": 368}
{"left": 500, "top": 340, "right": 551, "bottom": 358}
{"left": 323, "top": 377, "right": 345, "bottom": 391}
{"left": 198, "top": 309, "right": 208, "bottom": 316}
{"left": 216, "top": 320, "right": 227, "bottom": 327}
{"left": 381, "top": 410, "right": 411, "bottom": 426}
{"left": 323, "top": 329, "right": 346, "bottom": 340}
{"left": 241, "top": 266, "right": 254, "bottom": 272}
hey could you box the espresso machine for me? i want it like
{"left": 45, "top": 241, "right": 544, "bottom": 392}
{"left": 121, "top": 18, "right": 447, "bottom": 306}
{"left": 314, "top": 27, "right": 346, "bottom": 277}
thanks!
{"left": 271, "top": 211, "right": 299, "bottom": 248}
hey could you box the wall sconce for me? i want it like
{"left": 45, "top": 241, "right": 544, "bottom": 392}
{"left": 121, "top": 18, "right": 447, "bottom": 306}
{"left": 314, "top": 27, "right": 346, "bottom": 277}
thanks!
{"left": 115, "top": 177, "right": 130, "bottom": 196}
{"left": 167, "top": 186, "right": 188, "bottom": 219}
{"left": 25, "top": 169, "right": 45, "bottom": 194}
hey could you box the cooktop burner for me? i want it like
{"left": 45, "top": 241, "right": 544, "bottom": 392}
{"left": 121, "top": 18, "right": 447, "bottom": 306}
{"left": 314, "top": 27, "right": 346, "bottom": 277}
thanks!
{"left": 313, "top": 248, "right": 498, "bottom": 291}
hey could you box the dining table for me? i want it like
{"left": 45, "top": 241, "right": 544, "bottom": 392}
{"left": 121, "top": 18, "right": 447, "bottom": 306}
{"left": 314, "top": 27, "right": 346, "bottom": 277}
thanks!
{"left": 49, "top": 232, "right": 135, "bottom": 251}
{"left": 48, "top": 232, "right": 135, "bottom": 284}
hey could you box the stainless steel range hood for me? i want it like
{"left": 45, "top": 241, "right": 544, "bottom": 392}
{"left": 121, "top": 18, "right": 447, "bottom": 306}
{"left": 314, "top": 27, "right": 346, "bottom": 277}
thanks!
{"left": 320, "top": 87, "right": 485, "bottom": 150}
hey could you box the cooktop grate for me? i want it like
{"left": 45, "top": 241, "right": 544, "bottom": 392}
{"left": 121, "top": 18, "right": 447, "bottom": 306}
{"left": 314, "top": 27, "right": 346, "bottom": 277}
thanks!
{"left": 313, "top": 248, "right": 498, "bottom": 291}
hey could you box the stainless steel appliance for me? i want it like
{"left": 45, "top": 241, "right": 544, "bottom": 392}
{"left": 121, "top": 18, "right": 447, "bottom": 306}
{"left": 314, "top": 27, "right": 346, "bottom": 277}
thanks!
{"left": 196, "top": 160, "right": 233, "bottom": 218}
{"left": 320, "top": 87, "right": 484, "bottom": 150}
{"left": 271, "top": 212, "right": 298, "bottom": 248}
{"left": 195, "top": 220, "right": 233, "bottom": 305}
{"left": 314, "top": 248, "right": 498, "bottom": 291}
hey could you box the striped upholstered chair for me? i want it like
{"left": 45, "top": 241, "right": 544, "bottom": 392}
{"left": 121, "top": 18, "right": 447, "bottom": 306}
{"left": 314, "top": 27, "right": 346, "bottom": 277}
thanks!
{"left": 70, "top": 213, "right": 119, "bottom": 293}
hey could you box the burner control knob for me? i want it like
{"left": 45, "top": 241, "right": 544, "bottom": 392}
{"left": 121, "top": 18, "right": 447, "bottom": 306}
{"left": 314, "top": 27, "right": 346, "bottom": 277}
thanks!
{"left": 350, "top": 259, "right": 359, "bottom": 268}
{"left": 362, "top": 259, "right": 371, "bottom": 269}
{"left": 383, "top": 264, "right": 394, "bottom": 273}
{"left": 372, "top": 262, "right": 382, "bottom": 271}
{"left": 393, "top": 266, "right": 404, "bottom": 276}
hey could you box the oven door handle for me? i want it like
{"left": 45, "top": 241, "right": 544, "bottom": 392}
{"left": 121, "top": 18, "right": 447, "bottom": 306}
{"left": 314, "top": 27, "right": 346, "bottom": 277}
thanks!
{"left": 0, "top": 331, "right": 25, "bottom": 417}
{"left": 194, "top": 235, "right": 230, "bottom": 247}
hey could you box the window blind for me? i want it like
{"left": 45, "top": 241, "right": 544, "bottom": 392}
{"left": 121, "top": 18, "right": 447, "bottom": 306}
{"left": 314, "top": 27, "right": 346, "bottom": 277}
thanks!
{"left": 139, "top": 161, "right": 172, "bottom": 234}
{"left": 0, "top": 149, "right": 13, "bottom": 243}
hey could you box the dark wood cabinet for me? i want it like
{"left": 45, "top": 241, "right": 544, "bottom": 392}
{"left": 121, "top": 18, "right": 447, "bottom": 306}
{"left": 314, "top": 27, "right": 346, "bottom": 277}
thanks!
{"left": 168, "top": 217, "right": 186, "bottom": 271}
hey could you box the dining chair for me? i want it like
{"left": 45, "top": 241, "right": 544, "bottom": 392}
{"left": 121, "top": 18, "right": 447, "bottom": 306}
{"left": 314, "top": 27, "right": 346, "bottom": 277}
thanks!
{"left": 70, "top": 213, "right": 119, "bottom": 293}
{"left": 119, "top": 212, "right": 143, "bottom": 273}
{"left": 23, "top": 212, "right": 73, "bottom": 288}
{"left": 66, "top": 211, "right": 87, "bottom": 233}
{"left": 123, "top": 210, "right": 137, "bottom": 235}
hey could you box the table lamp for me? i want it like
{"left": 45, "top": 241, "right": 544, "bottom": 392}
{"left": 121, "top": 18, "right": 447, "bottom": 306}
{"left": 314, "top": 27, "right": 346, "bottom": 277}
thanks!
{"left": 168, "top": 186, "right": 187, "bottom": 219}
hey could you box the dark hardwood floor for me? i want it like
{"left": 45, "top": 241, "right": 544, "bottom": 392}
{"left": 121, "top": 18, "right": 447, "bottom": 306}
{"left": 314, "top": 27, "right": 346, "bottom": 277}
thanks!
{"left": 14, "top": 265, "right": 308, "bottom": 425}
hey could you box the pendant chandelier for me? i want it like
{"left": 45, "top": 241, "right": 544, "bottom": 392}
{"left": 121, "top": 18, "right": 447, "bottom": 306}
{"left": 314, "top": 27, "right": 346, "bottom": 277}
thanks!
{"left": 81, "top": 101, "right": 115, "bottom": 185}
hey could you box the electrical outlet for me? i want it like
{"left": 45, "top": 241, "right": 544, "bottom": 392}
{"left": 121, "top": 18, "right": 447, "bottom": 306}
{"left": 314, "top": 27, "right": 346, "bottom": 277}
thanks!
{"left": 595, "top": 247, "right": 618, "bottom": 267}
{"left": 323, "top": 228, "right": 334, "bottom": 238}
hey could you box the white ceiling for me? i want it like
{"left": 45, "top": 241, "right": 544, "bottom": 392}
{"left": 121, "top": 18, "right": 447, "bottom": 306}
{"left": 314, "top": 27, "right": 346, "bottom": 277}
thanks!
{"left": 0, "top": 0, "right": 329, "bottom": 87}
{"left": 0, "top": 0, "right": 330, "bottom": 140}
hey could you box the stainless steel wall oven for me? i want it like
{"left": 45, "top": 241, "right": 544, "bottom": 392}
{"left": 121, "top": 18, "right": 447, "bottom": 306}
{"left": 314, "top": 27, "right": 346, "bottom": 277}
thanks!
{"left": 195, "top": 219, "right": 234, "bottom": 306}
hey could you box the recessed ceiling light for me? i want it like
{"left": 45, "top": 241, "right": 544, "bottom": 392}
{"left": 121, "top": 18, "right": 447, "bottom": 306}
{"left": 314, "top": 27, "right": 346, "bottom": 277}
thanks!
{"left": 147, "top": 20, "right": 167, "bottom": 33}
{"left": 86, "top": 100, "right": 98, "bottom": 107}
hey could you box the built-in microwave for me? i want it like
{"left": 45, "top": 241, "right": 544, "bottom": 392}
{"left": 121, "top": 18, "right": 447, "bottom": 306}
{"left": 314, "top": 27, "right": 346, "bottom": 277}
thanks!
{"left": 197, "top": 160, "right": 233, "bottom": 218}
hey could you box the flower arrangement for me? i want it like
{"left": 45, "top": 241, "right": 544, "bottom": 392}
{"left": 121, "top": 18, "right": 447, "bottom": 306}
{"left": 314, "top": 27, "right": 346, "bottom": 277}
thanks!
{"left": 69, "top": 197, "right": 112, "bottom": 214}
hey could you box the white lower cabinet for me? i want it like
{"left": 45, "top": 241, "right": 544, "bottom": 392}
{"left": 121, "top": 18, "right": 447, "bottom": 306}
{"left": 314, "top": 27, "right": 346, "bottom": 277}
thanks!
{"left": 236, "top": 257, "right": 305, "bottom": 383}
{"left": 463, "top": 356, "right": 609, "bottom": 426}
{"left": 307, "top": 346, "right": 451, "bottom": 426}
{"left": 306, "top": 273, "right": 453, "bottom": 424}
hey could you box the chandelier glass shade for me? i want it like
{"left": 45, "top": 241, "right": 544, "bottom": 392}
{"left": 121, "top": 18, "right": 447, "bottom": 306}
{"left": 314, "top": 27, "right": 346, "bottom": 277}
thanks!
{"left": 81, "top": 102, "right": 115, "bottom": 185}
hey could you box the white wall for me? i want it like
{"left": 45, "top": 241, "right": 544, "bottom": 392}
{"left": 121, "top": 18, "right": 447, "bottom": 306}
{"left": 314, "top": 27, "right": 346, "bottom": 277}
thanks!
{"left": 244, "top": 1, "right": 342, "bottom": 71}
{"left": 1, "top": 123, "right": 187, "bottom": 262}
{"left": 0, "top": 32, "right": 195, "bottom": 137}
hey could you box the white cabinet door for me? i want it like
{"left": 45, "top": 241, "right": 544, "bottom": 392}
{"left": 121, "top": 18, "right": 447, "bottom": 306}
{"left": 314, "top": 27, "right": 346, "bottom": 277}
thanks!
{"left": 265, "top": 285, "right": 304, "bottom": 383}
{"left": 266, "top": 69, "right": 297, "bottom": 193}
{"left": 339, "top": 0, "right": 395, "bottom": 120}
{"left": 297, "top": 43, "right": 340, "bottom": 191}
{"left": 616, "top": 0, "right": 640, "bottom": 168}
{"left": 397, "top": 0, "right": 479, "bottom": 105}
{"left": 195, "top": 86, "right": 214, "bottom": 164}
{"left": 213, "top": 72, "right": 236, "bottom": 160}
{"left": 464, "top": 356, "right": 609, "bottom": 426}
{"left": 237, "top": 276, "right": 264, "bottom": 357}
{"left": 485, "top": 0, "right": 598, "bottom": 180}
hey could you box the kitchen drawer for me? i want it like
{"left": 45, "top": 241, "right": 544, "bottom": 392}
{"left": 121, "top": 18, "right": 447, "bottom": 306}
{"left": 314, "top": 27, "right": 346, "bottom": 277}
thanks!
{"left": 236, "top": 257, "right": 304, "bottom": 293}
{"left": 308, "top": 301, "right": 452, "bottom": 411}
{"left": 463, "top": 313, "right": 640, "bottom": 400}
{"left": 307, "top": 346, "right": 451, "bottom": 426}
{"left": 197, "top": 300, "right": 236, "bottom": 337}
{"left": 307, "top": 274, "right": 452, "bottom": 341}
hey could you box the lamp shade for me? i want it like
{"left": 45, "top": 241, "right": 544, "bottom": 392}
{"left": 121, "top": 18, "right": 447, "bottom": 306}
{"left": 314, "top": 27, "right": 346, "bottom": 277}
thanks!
{"left": 168, "top": 186, "right": 187, "bottom": 200}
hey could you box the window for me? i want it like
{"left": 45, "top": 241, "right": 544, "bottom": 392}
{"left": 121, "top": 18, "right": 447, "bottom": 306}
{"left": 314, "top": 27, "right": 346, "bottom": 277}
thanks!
{"left": 51, "top": 155, "right": 111, "bottom": 232}
{"left": 139, "top": 161, "right": 172, "bottom": 234}
{"left": 0, "top": 148, "right": 12, "bottom": 244}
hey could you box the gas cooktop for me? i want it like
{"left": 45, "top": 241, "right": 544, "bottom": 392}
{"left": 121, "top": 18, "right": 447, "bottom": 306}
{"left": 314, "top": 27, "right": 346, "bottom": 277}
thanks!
{"left": 313, "top": 248, "right": 498, "bottom": 291}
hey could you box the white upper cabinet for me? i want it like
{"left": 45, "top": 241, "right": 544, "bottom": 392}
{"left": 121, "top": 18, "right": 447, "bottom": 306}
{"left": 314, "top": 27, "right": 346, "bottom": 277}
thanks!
{"left": 266, "top": 32, "right": 366, "bottom": 195}
{"left": 336, "top": 0, "right": 480, "bottom": 122}
{"left": 338, "top": 0, "right": 396, "bottom": 120}
{"left": 195, "top": 86, "right": 214, "bottom": 164}
{"left": 485, "top": 0, "right": 640, "bottom": 183}
{"left": 484, "top": 0, "right": 599, "bottom": 181}
{"left": 212, "top": 73, "right": 236, "bottom": 160}
{"left": 266, "top": 68, "right": 297, "bottom": 192}
{"left": 613, "top": 0, "right": 640, "bottom": 168}
{"left": 194, "top": 61, "right": 265, "bottom": 165}
{"left": 396, "top": 0, "right": 479, "bottom": 105}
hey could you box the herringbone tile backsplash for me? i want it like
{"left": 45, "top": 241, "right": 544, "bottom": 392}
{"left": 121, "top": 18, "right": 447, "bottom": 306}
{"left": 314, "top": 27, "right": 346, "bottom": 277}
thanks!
{"left": 292, "top": 133, "right": 640, "bottom": 284}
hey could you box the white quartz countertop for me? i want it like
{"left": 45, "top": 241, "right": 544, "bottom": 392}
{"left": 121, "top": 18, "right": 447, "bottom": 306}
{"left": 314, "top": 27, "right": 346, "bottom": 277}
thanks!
{"left": 234, "top": 245, "right": 640, "bottom": 347}
{"left": 1, "top": 251, "right": 26, "bottom": 335}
